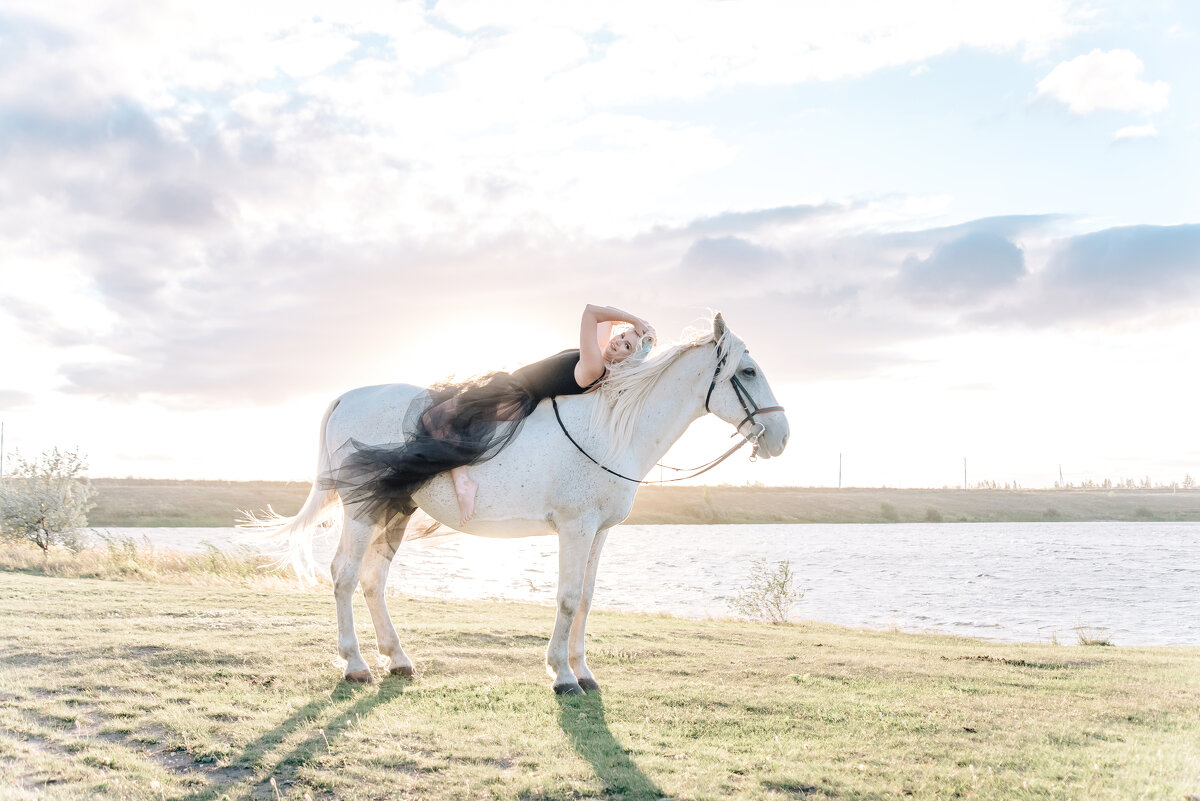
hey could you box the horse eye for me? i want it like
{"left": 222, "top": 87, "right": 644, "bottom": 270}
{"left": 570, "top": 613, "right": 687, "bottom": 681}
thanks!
{"left": 741, "top": 367, "right": 757, "bottom": 378}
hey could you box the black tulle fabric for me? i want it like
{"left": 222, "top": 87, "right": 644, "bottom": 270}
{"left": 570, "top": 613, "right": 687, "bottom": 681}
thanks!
{"left": 323, "top": 350, "right": 594, "bottom": 526}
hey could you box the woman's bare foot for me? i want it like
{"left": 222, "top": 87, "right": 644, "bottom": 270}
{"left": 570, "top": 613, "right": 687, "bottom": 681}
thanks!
{"left": 451, "top": 467, "right": 478, "bottom": 524}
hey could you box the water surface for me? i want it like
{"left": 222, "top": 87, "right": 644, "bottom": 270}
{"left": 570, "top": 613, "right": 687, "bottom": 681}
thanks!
{"left": 100, "top": 522, "right": 1200, "bottom": 646}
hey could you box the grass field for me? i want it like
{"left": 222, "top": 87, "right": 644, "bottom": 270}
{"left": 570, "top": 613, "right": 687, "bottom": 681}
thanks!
{"left": 1, "top": 558, "right": 1198, "bottom": 800}
{"left": 87, "top": 478, "right": 1200, "bottom": 527}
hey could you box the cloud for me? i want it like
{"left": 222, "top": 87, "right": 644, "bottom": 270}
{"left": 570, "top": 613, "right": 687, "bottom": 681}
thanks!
{"left": 896, "top": 232, "right": 1027, "bottom": 306}
{"left": 1035, "top": 49, "right": 1169, "bottom": 114}
{"left": 0, "top": 3, "right": 1190, "bottom": 405}
{"left": 874, "top": 214, "right": 1063, "bottom": 250}
{"left": 640, "top": 203, "right": 856, "bottom": 243}
{"left": 4, "top": 194, "right": 1197, "bottom": 404}
{"left": 0, "top": 389, "right": 35, "bottom": 410}
{"left": 127, "top": 181, "right": 222, "bottom": 227}
{"left": 1113, "top": 123, "right": 1158, "bottom": 141}
{"left": 680, "top": 236, "right": 783, "bottom": 274}
{"left": 442, "top": 1, "right": 1082, "bottom": 103}
{"left": 973, "top": 224, "right": 1200, "bottom": 327}
{"left": 1039, "top": 224, "right": 1200, "bottom": 311}
{"left": 0, "top": 296, "right": 92, "bottom": 348}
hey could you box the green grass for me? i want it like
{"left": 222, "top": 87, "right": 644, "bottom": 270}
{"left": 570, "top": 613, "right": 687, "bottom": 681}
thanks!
{"left": 86, "top": 479, "right": 1200, "bottom": 527}
{"left": 1, "top": 563, "right": 1198, "bottom": 800}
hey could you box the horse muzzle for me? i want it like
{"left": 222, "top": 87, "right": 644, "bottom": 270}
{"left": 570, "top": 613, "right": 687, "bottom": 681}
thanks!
{"left": 750, "top": 411, "right": 789, "bottom": 459}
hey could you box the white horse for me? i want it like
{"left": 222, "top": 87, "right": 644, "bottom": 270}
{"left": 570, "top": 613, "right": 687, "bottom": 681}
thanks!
{"left": 253, "top": 314, "right": 789, "bottom": 695}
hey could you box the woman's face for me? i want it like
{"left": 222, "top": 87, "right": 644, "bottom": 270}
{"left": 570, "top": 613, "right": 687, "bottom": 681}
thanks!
{"left": 604, "top": 329, "right": 641, "bottom": 364}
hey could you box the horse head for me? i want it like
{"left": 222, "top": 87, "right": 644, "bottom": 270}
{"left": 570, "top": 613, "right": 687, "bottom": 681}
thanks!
{"left": 705, "top": 313, "right": 790, "bottom": 459}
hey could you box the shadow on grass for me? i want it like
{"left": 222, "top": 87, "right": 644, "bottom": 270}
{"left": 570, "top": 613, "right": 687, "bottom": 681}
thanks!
{"left": 556, "top": 691, "right": 663, "bottom": 800}
{"left": 181, "top": 674, "right": 410, "bottom": 801}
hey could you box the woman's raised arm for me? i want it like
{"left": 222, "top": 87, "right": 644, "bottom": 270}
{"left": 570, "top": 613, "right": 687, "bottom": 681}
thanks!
{"left": 576, "top": 304, "right": 653, "bottom": 386}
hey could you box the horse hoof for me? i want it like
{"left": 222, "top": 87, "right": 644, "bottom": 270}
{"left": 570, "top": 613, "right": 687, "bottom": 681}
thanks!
{"left": 344, "top": 669, "right": 375, "bottom": 684}
{"left": 578, "top": 677, "right": 600, "bottom": 693}
{"left": 553, "top": 682, "right": 585, "bottom": 696}
{"left": 389, "top": 664, "right": 414, "bottom": 678}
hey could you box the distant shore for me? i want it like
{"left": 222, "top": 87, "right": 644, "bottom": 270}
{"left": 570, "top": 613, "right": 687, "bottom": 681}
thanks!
{"left": 86, "top": 478, "right": 1200, "bottom": 527}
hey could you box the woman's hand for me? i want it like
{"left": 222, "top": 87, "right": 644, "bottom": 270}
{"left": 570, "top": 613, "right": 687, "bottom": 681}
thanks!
{"left": 631, "top": 318, "right": 655, "bottom": 341}
{"left": 586, "top": 304, "right": 652, "bottom": 336}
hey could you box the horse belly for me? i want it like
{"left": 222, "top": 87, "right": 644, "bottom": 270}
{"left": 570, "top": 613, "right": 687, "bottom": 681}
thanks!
{"left": 412, "top": 468, "right": 558, "bottom": 538}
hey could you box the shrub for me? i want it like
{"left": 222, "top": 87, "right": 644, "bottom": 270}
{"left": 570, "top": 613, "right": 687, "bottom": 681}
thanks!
{"left": 728, "top": 558, "right": 804, "bottom": 624}
{"left": 880, "top": 502, "right": 900, "bottom": 522}
{"left": 1074, "top": 626, "right": 1113, "bottom": 646}
{"left": 924, "top": 506, "right": 943, "bottom": 523}
{"left": 0, "top": 448, "right": 96, "bottom": 554}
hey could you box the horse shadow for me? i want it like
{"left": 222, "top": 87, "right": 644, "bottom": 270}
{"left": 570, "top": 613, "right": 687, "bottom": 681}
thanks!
{"left": 180, "top": 675, "right": 410, "bottom": 801}
{"left": 556, "top": 691, "right": 663, "bottom": 800}
{"left": 177, "top": 676, "right": 661, "bottom": 800}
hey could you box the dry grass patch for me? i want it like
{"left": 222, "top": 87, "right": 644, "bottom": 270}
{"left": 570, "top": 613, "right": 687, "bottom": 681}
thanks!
{"left": 1, "top": 568, "right": 1198, "bottom": 799}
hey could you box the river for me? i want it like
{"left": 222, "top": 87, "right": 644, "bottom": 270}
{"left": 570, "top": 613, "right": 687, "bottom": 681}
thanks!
{"left": 96, "top": 521, "right": 1200, "bottom": 646}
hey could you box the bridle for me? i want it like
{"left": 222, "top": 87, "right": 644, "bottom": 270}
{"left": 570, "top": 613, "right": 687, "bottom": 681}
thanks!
{"left": 704, "top": 341, "right": 786, "bottom": 434}
{"left": 551, "top": 340, "right": 786, "bottom": 484}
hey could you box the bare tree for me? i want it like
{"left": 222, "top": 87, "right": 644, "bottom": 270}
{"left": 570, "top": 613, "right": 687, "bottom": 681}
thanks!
{"left": 0, "top": 448, "right": 95, "bottom": 554}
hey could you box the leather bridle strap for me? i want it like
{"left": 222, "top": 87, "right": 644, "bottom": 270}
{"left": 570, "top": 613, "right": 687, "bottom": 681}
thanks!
{"left": 703, "top": 348, "right": 728, "bottom": 412}
{"left": 706, "top": 343, "right": 785, "bottom": 433}
{"left": 550, "top": 397, "right": 752, "bottom": 484}
{"left": 729, "top": 373, "right": 786, "bottom": 431}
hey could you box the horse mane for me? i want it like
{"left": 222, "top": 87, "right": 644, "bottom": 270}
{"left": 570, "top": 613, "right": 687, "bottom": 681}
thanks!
{"left": 587, "top": 321, "right": 747, "bottom": 467}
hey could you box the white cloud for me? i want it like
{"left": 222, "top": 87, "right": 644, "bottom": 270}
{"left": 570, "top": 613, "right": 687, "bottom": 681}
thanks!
{"left": 1035, "top": 49, "right": 1170, "bottom": 114}
{"left": 1113, "top": 123, "right": 1159, "bottom": 141}
{"left": 433, "top": 0, "right": 1084, "bottom": 110}
{"left": 0, "top": 0, "right": 1092, "bottom": 244}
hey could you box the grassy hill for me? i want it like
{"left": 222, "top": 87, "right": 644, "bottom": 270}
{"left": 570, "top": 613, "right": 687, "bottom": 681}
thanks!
{"left": 86, "top": 478, "right": 1200, "bottom": 527}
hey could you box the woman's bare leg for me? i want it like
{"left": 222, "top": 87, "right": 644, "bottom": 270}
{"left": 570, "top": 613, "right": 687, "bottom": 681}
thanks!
{"left": 451, "top": 466, "right": 477, "bottom": 524}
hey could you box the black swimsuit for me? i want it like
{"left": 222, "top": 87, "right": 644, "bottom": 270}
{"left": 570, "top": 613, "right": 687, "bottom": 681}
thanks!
{"left": 325, "top": 349, "right": 601, "bottom": 525}
{"left": 512, "top": 349, "right": 604, "bottom": 399}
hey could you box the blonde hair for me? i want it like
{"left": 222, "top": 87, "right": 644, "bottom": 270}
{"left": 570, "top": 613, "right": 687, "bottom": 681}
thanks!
{"left": 587, "top": 322, "right": 747, "bottom": 466}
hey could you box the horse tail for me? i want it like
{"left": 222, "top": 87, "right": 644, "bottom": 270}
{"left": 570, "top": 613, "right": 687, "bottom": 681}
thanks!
{"left": 239, "top": 398, "right": 343, "bottom": 583}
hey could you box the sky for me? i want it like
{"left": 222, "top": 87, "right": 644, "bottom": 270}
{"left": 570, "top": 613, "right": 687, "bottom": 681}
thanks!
{"left": 1, "top": 0, "right": 1198, "bottom": 488}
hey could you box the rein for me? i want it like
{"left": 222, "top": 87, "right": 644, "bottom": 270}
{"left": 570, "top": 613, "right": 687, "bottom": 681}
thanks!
{"left": 550, "top": 341, "right": 785, "bottom": 485}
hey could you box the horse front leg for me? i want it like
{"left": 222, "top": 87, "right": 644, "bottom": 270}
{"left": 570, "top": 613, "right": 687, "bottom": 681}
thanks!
{"left": 331, "top": 513, "right": 376, "bottom": 683}
{"left": 569, "top": 528, "right": 609, "bottom": 692}
{"left": 547, "top": 521, "right": 597, "bottom": 695}
{"left": 360, "top": 514, "right": 415, "bottom": 677}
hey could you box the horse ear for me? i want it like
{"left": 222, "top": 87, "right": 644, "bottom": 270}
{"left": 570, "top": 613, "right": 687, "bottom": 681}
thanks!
{"left": 713, "top": 312, "right": 726, "bottom": 339}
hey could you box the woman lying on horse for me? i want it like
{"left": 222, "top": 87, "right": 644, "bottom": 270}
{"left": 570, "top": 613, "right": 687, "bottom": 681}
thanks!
{"left": 327, "top": 304, "right": 657, "bottom": 526}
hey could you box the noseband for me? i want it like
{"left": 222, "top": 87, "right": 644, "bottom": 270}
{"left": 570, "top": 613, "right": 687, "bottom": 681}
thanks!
{"left": 704, "top": 342, "right": 786, "bottom": 435}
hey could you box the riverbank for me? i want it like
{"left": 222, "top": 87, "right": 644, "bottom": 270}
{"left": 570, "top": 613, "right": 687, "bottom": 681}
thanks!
{"left": 1, "top": 569, "right": 1197, "bottom": 800}
{"left": 86, "top": 478, "right": 1200, "bottom": 526}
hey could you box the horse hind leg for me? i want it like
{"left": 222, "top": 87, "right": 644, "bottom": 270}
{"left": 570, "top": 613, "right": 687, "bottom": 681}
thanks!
{"left": 360, "top": 514, "right": 415, "bottom": 677}
{"left": 331, "top": 512, "right": 377, "bottom": 683}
